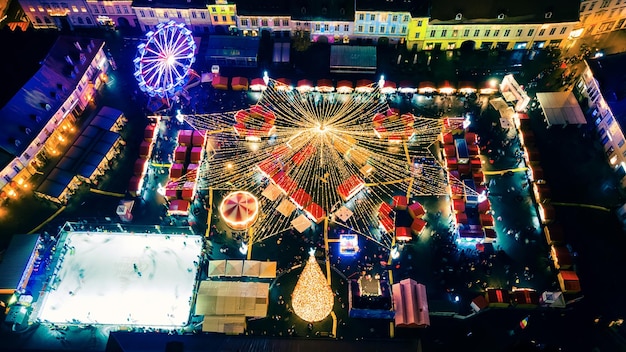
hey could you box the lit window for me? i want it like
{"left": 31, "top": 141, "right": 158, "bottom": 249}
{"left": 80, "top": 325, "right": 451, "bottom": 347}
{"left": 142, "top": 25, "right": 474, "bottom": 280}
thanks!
{"left": 72, "top": 6, "right": 78, "bottom": 12}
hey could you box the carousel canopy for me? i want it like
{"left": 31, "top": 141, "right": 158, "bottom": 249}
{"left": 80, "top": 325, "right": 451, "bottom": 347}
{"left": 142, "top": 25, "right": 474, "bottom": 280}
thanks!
{"left": 219, "top": 191, "right": 259, "bottom": 230}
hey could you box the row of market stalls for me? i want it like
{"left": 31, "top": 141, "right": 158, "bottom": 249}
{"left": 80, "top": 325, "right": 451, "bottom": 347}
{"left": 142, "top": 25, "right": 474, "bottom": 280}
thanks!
{"left": 35, "top": 107, "right": 125, "bottom": 204}
{"left": 166, "top": 129, "right": 206, "bottom": 216}
{"left": 497, "top": 77, "right": 581, "bottom": 296}
{"left": 471, "top": 287, "right": 566, "bottom": 312}
{"left": 377, "top": 196, "right": 427, "bottom": 241}
{"left": 196, "top": 259, "right": 277, "bottom": 334}
{"left": 441, "top": 118, "right": 495, "bottom": 243}
{"left": 214, "top": 76, "right": 500, "bottom": 96}
{"left": 514, "top": 112, "right": 581, "bottom": 295}
{"left": 128, "top": 119, "right": 159, "bottom": 197}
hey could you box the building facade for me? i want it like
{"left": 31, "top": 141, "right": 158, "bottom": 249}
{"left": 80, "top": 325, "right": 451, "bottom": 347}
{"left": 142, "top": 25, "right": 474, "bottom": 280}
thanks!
{"left": 354, "top": 0, "right": 428, "bottom": 45}
{"left": 132, "top": 0, "right": 212, "bottom": 33}
{"left": 577, "top": 0, "right": 626, "bottom": 37}
{"left": 18, "top": 0, "right": 94, "bottom": 30}
{"left": 86, "top": 0, "right": 138, "bottom": 28}
{"left": 576, "top": 53, "right": 626, "bottom": 188}
{"left": 207, "top": 0, "right": 236, "bottom": 34}
{"left": 0, "top": 37, "right": 109, "bottom": 200}
{"left": 233, "top": 0, "right": 291, "bottom": 37}
{"left": 412, "top": 0, "right": 581, "bottom": 51}
{"left": 290, "top": 0, "right": 354, "bottom": 44}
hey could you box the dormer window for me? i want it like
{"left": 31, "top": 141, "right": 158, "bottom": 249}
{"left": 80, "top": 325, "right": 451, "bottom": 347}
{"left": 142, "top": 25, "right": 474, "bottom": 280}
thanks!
{"left": 455, "top": 13, "right": 462, "bottom": 20}
{"left": 497, "top": 13, "right": 505, "bottom": 19}
{"left": 545, "top": 12, "right": 552, "bottom": 19}
{"left": 301, "top": 7, "right": 306, "bottom": 15}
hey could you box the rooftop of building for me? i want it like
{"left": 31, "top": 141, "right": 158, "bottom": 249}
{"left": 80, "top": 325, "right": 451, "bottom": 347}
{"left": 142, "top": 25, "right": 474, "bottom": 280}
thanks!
{"left": 587, "top": 53, "right": 626, "bottom": 127}
{"left": 235, "top": 0, "right": 291, "bottom": 16}
{"left": 429, "top": 0, "right": 580, "bottom": 25}
{"left": 131, "top": 0, "right": 209, "bottom": 9}
{"left": 0, "top": 35, "right": 105, "bottom": 163}
{"left": 355, "top": 0, "right": 430, "bottom": 18}
{"left": 290, "top": 0, "right": 355, "bottom": 22}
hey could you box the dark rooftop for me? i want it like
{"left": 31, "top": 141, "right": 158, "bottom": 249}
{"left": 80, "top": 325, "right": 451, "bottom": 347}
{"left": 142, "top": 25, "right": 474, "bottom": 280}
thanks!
{"left": 430, "top": 0, "right": 580, "bottom": 24}
{"left": 290, "top": 0, "right": 355, "bottom": 22}
{"left": 355, "top": 0, "right": 430, "bottom": 18}
{"left": 131, "top": 0, "right": 208, "bottom": 9}
{"left": 587, "top": 52, "right": 626, "bottom": 129}
{"left": 106, "top": 332, "right": 420, "bottom": 352}
{"left": 235, "top": 0, "right": 291, "bottom": 16}
{"left": 0, "top": 36, "right": 104, "bottom": 164}
{"left": 0, "top": 30, "right": 58, "bottom": 108}
{"left": 0, "top": 234, "right": 40, "bottom": 292}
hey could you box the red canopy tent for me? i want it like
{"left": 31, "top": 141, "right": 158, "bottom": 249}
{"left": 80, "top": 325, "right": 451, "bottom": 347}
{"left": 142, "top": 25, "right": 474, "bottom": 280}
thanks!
{"left": 257, "top": 158, "right": 281, "bottom": 177}
{"left": 290, "top": 188, "right": 312, "bottom": 209}
{"left": 477, "top": 199, "right": 491, "bottom": 214}
{"left": 396, "top": 227, "right": 412, "bottom": 241}
{"left": 455, "top": 212, "right": 468, "bottom": 225}
{"left": 411, "top": 218, "right": 426, "bottom": 235}
{"left": 438, "top": 80, "right": 456, "bottom": 94}
{"left": 452, "top": 199, "right": 465, "bottom": 213}
{"left": 169, "top": 163, "right": 184, "bottom": 179}
{"left": 192, "top": 130, "right": 205, "bottom": 147}
{"left": 408, "top": 202, "right": 425, "bottom": 218}
{"left": 212, "top": 75, "right": 228, "bottom": 90}
{"left": 164, "top": 181, "right": 178, "bottom": 200}
{"left": 128, "top": 176, "right": 141, "bottom": 197}
{"left": 174, "top": 146, "right": 187, "bottom": 162}
{"left": 442, "top": 132, "right": 454, "bottom": 145}
{"left": 272, "top": 171, "right": 297, "bottom": 195}
{"left": 250, "top": 77, "right": 267, "bottom": 91}
{"left": 336, "top": 80, "right": 353, "bottom": 93}
{"left": 296, "top": 79, "right": 314, "bottom": 93}
{"left": 379, "top": 215, "right": 394, "bottom": 233}
{"left": 381, "top": 81, "right": 397, "bottom": 94}
{"left": 139, "top": 141, "right": 152, "bottom": 159}
{"left": 392, "top": 195, "right": 408, "bottom": 210}
{"left": 545, "top": 223, "right": 565, "bottom": 245}
{"left": 378, "top": 202, "right": 393, "bottom": 217}
{"left": 190, "top": 147, "right": 202, "bottom": 163}
{"left": 355, "top": 79, "right": 374, "bottom": 93}
{"left": 144, "top": 124, "right": 156, "bottom": 141}
{"left": 133, "top": 158, "right": 148, "bottom": 176}
{"left": 418, "top": 81, "right": 436, "bottom": 94}
{"left": 231, "top": 76, "right": 249, "bottom": 91}
{"left": 168, "top": 199, "right": 190, "bottom": 215}
{"left": 337, "top": 175, "right": 365, "bottom": 201}
{"left": 305, "top": 202, "right": 326, "bottom": 223}
{"left": 316, "top": 79, "right": 334, "bottom": 93}
{"left": 479, "top": 213, "right": 494, "bottom": 227}
{"left": 275, "top": 78, "right": 292, "bottom": 91}
{"left": 181, "top": 181, "right": 195, "bottom": 200}
{"left": 458, "top": 81, "right": 477, "bottom": 94}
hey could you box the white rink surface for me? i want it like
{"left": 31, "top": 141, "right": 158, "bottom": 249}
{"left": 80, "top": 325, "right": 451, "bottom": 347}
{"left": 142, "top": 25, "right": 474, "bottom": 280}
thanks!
{"left": 37, "top": 232, "right": 202, "bottom": 327}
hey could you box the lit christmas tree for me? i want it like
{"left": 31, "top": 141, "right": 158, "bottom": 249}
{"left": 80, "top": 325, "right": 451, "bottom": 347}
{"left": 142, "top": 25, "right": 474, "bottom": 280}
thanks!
{"left": 291, "top": 249, "right": 334, "bottom": 322}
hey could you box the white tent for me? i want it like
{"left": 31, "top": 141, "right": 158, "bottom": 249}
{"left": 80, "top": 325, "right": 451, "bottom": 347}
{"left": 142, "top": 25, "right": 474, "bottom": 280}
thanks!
{"left": 536, "top": 92, "right": 587, "bottom": 127}
{"left": 291, "top": 214, "right": 312, "bottom": 233}
{"left": 259, "top": 261, "right": 277, "bottom": 279}
{"left": 335, "top": 206, "right": 354, "bottom": 222}
{"left": 207, "top": 260, "right": 226, "bottom": 277}
{"left": 277, "top": 199, "right": 296, "bottom": 217}
{"left": 196, "top": 280, "right": 270, "bottom": 333}
{"left": 242, "top": 260, "right": 261, "bottom": 277}
{"left": 261, "top": 183, "right": 282, "bottom": 201}
{"left": 225, "top": 260, "right": 243, "bottom": 277}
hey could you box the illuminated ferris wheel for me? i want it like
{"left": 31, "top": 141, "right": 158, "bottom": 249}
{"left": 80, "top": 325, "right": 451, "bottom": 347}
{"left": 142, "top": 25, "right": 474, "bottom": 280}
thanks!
{"left": 134, "top": 21, "right": 196, "bottom": 98}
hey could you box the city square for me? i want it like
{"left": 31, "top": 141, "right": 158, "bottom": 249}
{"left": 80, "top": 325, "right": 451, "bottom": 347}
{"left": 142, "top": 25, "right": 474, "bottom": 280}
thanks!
{"left": 1, "top": 1, "right": 626, "bottom": 351}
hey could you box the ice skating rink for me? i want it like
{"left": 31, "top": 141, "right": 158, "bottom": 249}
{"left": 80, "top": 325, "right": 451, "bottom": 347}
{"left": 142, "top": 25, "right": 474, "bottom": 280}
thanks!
{"left": 37, "top": 232, "right": 203, "bottom": 327}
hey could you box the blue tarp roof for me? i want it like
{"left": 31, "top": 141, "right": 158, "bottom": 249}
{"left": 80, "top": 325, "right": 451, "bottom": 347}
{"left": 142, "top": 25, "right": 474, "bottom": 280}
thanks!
{"left": 0, "top": 36, "right": 104, "bottom": 166}
{"left": 0, "top": 234, "right": 40, "bottom": 291}
{"left": 91, "top": 107, "right": 123, "bottom": 131}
